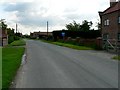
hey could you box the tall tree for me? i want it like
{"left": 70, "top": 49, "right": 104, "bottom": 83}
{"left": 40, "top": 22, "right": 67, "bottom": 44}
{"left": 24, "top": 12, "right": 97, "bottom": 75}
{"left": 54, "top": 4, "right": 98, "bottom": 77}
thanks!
{"left": 80, "top": 20, "right": 93, "bottom": 31}
{"left": 96, "top": 22, "right": 101, "bottom": 31}
{"left": 65, "top": 20, "right": 93, "bottom": 31}
{"left": 1, "top": 22, "right": 7, "bottom": 31}
{"left": 66, "top": 21, "right": 81, "bottom": 31}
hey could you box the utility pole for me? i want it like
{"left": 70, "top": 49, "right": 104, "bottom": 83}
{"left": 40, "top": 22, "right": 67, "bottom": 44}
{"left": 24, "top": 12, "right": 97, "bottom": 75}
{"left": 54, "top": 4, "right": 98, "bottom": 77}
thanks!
{"left": 47, "top": 21, "right": 48, "bottom": 40}
{"left": 16, "top": 23, "right": 17, "bottom": 33}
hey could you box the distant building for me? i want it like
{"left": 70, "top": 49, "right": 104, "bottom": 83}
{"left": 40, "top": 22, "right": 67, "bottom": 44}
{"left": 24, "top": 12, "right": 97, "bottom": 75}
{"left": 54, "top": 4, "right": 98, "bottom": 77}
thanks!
{"left": 30, "top": 31, "right": 52, "bottom": 39}
{"left": 99, "top": 0, "right": 120, "bottom": 52}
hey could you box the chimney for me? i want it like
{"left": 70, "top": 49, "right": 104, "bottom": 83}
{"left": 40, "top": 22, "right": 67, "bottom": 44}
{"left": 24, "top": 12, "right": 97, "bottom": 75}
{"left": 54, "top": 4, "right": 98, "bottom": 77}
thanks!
{"left": 110, "top": 0, "right": 116, "bottom": 6}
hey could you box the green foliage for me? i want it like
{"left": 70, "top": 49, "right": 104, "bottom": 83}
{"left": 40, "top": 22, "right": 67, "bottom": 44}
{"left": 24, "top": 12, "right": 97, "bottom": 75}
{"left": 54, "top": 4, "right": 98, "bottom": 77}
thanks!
{"left": 65, "top": 20, "right": 93, "bottom": 31}
{"left": 7, "top": 28, "right": 21, "bottom": 44}
{"left": 22, "top": 34, "right": 30, "bottom": 38}
{"left": 53, "top": 30, "right": 101, "bottom": 40}
{"left": 2, "top": 22, "right": 21, "bottom": 44}
{"left": 7, "top": 28, "right": 14, "bottom": 36}
{"left": 83, "top": 43, "right": 102, "bottom": 50}
{"left": 8, "top": 36, "right": 14, "bottom": 44}
{"left": 52, "top": 42, "right": 93, "bottom": 50}
{"left": 65, "top": 40, "right": 78, "bottom": 45}
{"left": 81, "top": 20, "right": 93, "bottom": 31}
{"left": 112, "top": 56, "right": 120, "bottom": 60}
{"left": 10, "top": 39, "right": 26, "bottom": 46}
{"left": 1, "top": 22, "right": 7, "bottom": 31}
{"left": 56, "top": 39, "right": 102, "bottom": 50}
{"left": 41, "top": 40, "right": 93, "bottom": 50}
{"left": 14, "top": 36, "right": 20, "bottom": 41}
{"left": 0, "top": 47, "right": 2, "bottom": 90}
{"left": 2, "top": 47, "right": 25, "bottom": 89}
{"left": 66, "top": 21, "right": 81, "bottom": 31}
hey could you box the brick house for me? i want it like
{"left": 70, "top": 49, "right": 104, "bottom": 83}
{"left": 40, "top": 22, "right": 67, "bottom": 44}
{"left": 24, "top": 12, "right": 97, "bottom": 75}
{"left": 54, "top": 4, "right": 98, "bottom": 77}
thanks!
{"left": 99, "top": 0, "right": 120, "bottom": 52}
{"left": 0, "top": 28, "right": 8, "bottom": 46}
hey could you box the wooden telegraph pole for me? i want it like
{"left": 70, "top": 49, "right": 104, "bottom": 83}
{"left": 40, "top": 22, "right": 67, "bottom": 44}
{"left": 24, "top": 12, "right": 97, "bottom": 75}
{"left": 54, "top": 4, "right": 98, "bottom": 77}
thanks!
{"left": 16, "top": 23, "right": 17, "bottom": 33}
{"left": 47, "top": 21, "right": 48, "bottom": 40}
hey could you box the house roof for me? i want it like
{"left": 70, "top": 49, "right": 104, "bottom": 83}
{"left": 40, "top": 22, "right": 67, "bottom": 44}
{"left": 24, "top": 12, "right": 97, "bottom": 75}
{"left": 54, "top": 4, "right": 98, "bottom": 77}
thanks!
{"left": 103, "top": 1, "right": 120, "bottom": 14}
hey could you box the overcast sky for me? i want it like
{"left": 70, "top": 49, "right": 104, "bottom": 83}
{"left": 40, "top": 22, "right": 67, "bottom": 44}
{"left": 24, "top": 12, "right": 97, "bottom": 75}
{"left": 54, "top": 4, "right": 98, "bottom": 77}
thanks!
{"left": 0, "top": 0, "right": 111, "bottom": 35}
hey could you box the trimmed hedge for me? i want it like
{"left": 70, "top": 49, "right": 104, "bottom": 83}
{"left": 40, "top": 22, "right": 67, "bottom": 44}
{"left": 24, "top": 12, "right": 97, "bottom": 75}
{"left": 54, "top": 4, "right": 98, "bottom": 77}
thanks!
{"left": 53, "top": 30, "right": 101, "bottom": 41}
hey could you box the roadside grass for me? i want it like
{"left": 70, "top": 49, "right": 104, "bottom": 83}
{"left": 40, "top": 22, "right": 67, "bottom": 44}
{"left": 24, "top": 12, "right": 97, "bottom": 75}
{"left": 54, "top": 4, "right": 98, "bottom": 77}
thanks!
{"left": 9, "top": 39, "right": 26, "bottom": 46}
{"left": 52, "top": 42, "right": 93, "bottom": 50}
{"left": 0, "top": 47, "right": 2, "bottom": 90}
{"left": 2, "top": 39, "right": 26, "bottom": 89}
{"left": 112, "top": 55, "right": 120, "bottom": 60}
{"left": 2, "top": 47, "right": 25, "bottom": 89}
{"left": 40, "top": 40, "right": 93, "bottom": 50}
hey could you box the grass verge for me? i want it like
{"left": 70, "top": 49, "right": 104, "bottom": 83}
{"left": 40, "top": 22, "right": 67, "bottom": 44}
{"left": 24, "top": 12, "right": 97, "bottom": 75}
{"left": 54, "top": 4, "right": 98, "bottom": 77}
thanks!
{"left": 0, "top": 47, "right": 2, "bottom": 90}
{"left": 2, "top": 39, "right": 26, "bottom": 89}
{"left": 112, "top": 55, "right": 120, "bottom": 60}
{"left": 2, "top": 47, "right": 25, "bottom": 89}
{"left": 41, "top": 40, "right": 93, "bottom": 50}
{"left": 52, "top": 42, "right": 93, "bottom": 50}
{"left": 10, "top": 39, "right": 26, "bottom": 46}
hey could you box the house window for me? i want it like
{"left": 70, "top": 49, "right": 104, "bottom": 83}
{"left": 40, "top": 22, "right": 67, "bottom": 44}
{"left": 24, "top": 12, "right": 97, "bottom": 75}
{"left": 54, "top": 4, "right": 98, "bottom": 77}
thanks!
{"left": 119, "top": 17, "right": 120, "bottom": 24}
{"left": 104, "top": 20, "right": 107, "bottom": 26}
{"left": 104, "top": 19, "right": 110, "bottom": 26}
{"left": 106, "top": 19, "right": 109, "bottom": 25}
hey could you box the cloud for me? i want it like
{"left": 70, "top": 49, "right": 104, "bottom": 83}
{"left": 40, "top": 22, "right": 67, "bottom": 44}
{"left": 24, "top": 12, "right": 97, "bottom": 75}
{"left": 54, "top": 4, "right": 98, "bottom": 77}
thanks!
{"left": 0, "top": 0, "right": 110, "bottom": 34}
{"left": 3, "top": 2, "right": 32, "bottom": 12}
{"left": 2, "top": 1, "right": 66, "bottom": 28}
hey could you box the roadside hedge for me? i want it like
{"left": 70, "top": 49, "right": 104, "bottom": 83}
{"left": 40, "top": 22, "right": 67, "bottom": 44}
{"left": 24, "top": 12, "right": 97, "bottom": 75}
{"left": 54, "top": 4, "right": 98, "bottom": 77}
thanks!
{"left": 53, "top": 30, "right": 101, "bottom": 41}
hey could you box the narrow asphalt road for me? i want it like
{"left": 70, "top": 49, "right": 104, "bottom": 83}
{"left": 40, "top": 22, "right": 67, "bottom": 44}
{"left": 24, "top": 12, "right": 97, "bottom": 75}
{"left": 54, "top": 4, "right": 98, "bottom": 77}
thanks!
{"left": 14, "top": 40, "right": 118, "bottom": 88}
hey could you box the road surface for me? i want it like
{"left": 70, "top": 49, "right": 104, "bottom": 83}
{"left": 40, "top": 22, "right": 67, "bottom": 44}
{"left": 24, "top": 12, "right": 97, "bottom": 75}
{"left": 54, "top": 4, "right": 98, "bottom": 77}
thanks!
{"left": 14, "top": 40, "right": 118, "bottom": 88}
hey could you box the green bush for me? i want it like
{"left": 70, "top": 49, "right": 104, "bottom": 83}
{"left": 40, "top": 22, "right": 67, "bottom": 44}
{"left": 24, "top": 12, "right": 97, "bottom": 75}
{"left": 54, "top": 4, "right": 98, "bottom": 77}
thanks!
{"left": 8, "top": 36, "right": 14, "bottom": 44}
{"left": 14, "top": 36, "right": 20, "bottom": 40}
{"left": 53, "top": 30, "right": 101, "bottom": 40}
{"left": 8, "top": 35, "right": 20, "bottom": 44}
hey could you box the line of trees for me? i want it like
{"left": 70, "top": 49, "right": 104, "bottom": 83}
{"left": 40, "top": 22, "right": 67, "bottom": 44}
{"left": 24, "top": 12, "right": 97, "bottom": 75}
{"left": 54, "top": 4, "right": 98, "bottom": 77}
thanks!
{"left": 53, "top": 20, "right": 101, "bottom": 41}
{"left": 2, "top": 22, "right": 21, "bottom": 44}
{"left": 65, "top": 20, "right": 94, "bottom": 31}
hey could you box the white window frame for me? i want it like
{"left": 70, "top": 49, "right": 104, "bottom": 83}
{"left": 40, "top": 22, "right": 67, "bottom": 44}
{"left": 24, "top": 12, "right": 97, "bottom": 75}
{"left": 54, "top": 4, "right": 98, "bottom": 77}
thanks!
{"left": 104, "top": 19, "right": 109, "bottom": 26}
{"left": 104, "top": 20, "right": 107, "bottom": 25}
{"left": 106, "top": 19, "right": 109, "bottom": 25}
